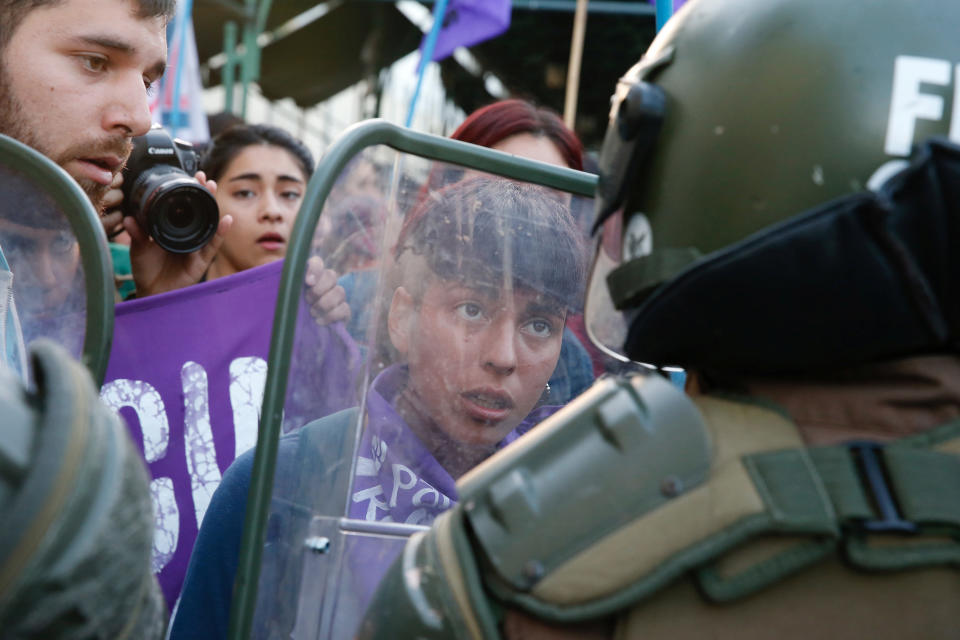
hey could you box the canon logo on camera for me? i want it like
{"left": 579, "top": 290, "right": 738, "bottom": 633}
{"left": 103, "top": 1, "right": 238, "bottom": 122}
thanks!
{"left": 148, "top": 147, "right": 176, "bottom": 155}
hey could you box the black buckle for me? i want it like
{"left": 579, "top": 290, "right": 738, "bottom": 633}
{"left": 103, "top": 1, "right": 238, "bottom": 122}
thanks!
{"left": 846, "top": 441, "right": 917, "bottom": 534}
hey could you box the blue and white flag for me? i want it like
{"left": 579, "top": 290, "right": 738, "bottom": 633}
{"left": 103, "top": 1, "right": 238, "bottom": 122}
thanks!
{"left": 150, "top": 0, "right": 209, "bottom": 144}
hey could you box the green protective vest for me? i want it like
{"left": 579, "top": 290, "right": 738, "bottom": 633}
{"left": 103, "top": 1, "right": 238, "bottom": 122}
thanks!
{"left": 359, "top": 376, "right": 960, "bottom": 640}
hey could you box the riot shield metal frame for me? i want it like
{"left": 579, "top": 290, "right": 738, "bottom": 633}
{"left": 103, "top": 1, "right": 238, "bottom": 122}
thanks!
{"left": 230, "top": 119, "right": 597, "bottom": 640}
{"left": 0, "top": 134, "right": 114, "bottom": 384}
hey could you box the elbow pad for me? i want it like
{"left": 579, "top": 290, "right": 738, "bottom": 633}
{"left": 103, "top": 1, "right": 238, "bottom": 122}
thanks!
{"left": 357, "top": 373, "right": 710, "bottom": 639}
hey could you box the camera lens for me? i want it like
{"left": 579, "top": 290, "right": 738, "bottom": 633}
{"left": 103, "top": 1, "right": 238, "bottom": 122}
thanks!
{"left": 146, "top": 181, "right": 218, "bottom": 253}
{"left": 130, "top": 169, "right": 218, "bottom": 254}
{"left": 166, "top": 202, "right": 193, "bottom": 229}
{"left": 123, "top": 125, "right": 220, "bottom": 254}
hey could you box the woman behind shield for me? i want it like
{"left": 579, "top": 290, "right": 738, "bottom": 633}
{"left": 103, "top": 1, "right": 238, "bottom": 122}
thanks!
{"left": 351, "top": 176, "right": 585, "bottom": 512}
{"left": 333, "top": 99, "right": 594, "bottom": 401}
{"left": 454, "top": 100, "right": 596, "bottom": 397}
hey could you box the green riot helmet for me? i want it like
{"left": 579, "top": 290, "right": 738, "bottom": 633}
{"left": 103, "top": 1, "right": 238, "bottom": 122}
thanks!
{"left": 587, "top": 0, "right": 960, "bottom": 374}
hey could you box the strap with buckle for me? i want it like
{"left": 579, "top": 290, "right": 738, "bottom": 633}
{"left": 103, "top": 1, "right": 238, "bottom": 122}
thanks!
{"left": 699, "top": 436, "right": 960, "bottom": 601}
{"left": 805, "top": 441, "right": 960, "bottom": 570}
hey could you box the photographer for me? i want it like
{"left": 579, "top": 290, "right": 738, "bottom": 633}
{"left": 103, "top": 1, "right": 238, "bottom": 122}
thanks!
{"left": 0, "top": 0, "right": 231, "bottom": 300}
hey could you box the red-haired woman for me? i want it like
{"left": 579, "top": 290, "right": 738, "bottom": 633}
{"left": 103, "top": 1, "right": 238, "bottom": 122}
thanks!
{"left": 450, "top": 98, "right": 584, "bottom": 170}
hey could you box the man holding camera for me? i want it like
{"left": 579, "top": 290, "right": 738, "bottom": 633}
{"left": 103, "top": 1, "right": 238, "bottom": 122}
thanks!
{"left": 0, "top": 1, "right": 222, "bottom": 637}
{"left": 0, "top": 0, "right": 231, "bottom": 299}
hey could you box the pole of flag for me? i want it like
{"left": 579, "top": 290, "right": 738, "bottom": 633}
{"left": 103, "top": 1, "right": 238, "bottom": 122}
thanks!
{"left": 406, "top": 0, "right": 450, "bottom": 128}
{"left": 655, "top": 0, "right": 673, "bottom": 31}
{"left": 562, "top": 0, "right": 589, "bottom": 130}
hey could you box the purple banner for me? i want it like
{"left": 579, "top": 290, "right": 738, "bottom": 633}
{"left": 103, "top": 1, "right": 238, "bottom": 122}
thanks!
{"left": 422, "top": 0, "right": 511, "bottom": 62}
{"left": 102, "top": 260, "right": 359, "bottom": 609}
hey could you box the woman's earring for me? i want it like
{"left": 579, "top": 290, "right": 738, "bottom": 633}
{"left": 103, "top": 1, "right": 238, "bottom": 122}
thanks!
{"left": 538, "top": 382, "right": 552, "bottom": 405}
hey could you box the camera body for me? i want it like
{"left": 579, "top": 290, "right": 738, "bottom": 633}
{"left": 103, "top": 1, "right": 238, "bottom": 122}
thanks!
{"left": 122, "top": 125, "right": 218, "bottom": 254}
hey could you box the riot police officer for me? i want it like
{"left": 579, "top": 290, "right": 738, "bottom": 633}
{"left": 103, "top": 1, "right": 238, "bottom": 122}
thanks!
{"left": 357, "top": 0, "right": 960, "bottom": 637}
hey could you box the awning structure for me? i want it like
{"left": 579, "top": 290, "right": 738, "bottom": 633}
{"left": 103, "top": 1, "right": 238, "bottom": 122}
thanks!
{"left": 257, "top": 3, "right": 421, "bottom": 106}
{"left": 194, "top": 1, "right": 422, "bottom": 107}
{"left": 193, "top": 1, "right": 657, "bottom": 145}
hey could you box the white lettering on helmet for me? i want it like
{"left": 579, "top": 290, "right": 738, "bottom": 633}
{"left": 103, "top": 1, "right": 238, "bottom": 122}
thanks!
{"left": 884, "top": 55, "right": 960, "bottom": 157}
{"left": 623, "top": 213, "right": 653, "bottom": 261}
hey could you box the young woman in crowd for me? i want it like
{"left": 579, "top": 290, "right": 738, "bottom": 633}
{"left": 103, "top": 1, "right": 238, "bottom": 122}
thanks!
{"left": 200, "top": 124, "right": 315, "bottom": 280}
{"left": 450, "top": 99, "right": 596, "bottom": 398}
{"left": 200, "top": 123, "right": 351, "bottom": 325}
{"left": 355, "top": 176, "right": 584, "bottom": 496}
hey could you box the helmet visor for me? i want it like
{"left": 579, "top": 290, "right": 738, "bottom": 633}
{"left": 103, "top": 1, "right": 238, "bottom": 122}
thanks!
{"left": 585, "top": 64, "right": 666, "bottom": 362}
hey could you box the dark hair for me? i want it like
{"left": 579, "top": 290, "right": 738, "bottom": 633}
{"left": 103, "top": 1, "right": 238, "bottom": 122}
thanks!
{"left": 207, "top": 111, "right": 245, "bottom": 138}
{"left": 201, "top": 123, "right": 315, "bottom": 183}
{"left": 451, "top": 99, "right": 584, "bottom": 171}
{"left": 0, "top": 0, "right": 176, "bottom": 52}
{"left": 396, "top": 176, "right": 586, "bottom": 307}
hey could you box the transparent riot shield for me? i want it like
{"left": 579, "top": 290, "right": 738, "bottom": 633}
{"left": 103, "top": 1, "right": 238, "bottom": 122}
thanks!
{"left": 230, "top": 121, "right": 597, "bottom": 639}
{"left": 0, "top": 135, "right": 114, "bottom": 384}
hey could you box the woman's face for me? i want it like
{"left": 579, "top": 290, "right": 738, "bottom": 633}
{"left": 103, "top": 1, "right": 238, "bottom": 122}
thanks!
{"left": 489, "top": 133, "right": 574, "bottom": 206}
{"left": 212, "top": 145, "right": 307, "bottom": 278}
{"left": 389, "top": 277, "right": 565, "bottom": 448}
{"left": 491, "top": 133, "right": 567, "bottom": 168}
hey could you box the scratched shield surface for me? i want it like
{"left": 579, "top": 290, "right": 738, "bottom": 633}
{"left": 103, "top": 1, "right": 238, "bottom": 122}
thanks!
{"left": 0, "top": 162, "right": 88, "bottom": 383}
{"left": 250, "top": 146, "right": 595, "bottom": 639}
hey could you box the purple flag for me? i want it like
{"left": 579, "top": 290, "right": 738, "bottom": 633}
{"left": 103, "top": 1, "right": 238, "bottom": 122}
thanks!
{"left": 101, "top": 260, "right": 360, "bottom": 609}
{"left": 421, "top": 0, "right": 511, "bottom": 62}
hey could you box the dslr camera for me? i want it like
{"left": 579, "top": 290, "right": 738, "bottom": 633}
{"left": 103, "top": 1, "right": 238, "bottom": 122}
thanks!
{"left": 122, "top": 124, "right": 218, "bottom": 253}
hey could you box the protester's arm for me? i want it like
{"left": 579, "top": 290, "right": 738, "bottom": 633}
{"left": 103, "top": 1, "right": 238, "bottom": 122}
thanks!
{"left": 125, "top": 172, "right": 233, "bottom": 298}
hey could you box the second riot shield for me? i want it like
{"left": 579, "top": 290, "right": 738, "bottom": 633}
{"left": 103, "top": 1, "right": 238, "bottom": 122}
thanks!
{"left": 231, "top": 121, "right": 597, "bottom": 640}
